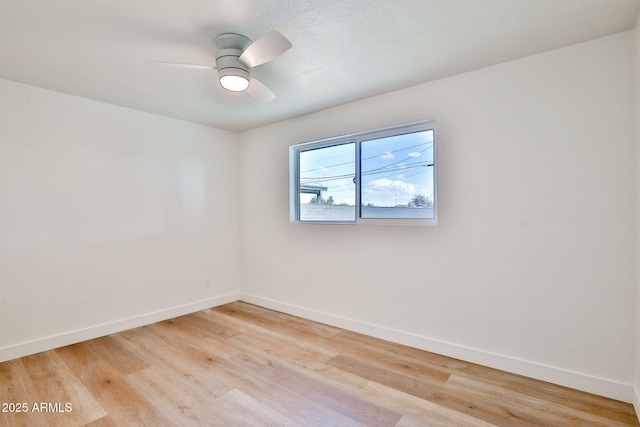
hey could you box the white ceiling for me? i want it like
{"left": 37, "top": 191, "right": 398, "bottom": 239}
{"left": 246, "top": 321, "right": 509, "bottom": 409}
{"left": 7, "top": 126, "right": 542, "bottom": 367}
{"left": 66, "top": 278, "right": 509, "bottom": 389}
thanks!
{"left": 1, "top": 0, "right": 639, "bottom": 132}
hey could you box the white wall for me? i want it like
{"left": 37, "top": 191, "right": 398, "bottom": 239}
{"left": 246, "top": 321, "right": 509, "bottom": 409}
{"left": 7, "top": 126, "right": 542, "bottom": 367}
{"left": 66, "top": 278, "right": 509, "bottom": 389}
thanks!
{"left": 0, "top": 79, "right": 241, "bottom": 361}
{"left": 240, "top": 32, "right": 636, "bottom": 401}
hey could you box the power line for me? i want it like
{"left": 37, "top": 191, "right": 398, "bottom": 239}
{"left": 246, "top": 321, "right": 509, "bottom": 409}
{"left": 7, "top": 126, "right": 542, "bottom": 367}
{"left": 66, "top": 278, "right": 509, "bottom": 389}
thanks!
{"left": 301, "top": 161, "right": 433, "bottom": 184}
{"left": 300, "top": 142, "right": 433, "bottom": 174}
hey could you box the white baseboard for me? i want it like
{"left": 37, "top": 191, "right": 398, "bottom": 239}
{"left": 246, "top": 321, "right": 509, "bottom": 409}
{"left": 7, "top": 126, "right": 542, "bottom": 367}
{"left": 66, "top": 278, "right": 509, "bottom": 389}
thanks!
{"left": 634, "top": 386, "right": 640, "bottom": 422}
{"left": 239, "top": 293, "right": 634, "bottom": 403}
{"left": 0, "top": 292, "right": 241, "bottom": 363}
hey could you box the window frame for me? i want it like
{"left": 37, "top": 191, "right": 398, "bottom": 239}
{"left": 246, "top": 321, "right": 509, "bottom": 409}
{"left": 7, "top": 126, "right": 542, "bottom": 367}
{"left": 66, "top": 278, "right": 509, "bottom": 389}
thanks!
{"left": 289, "top": 120, "right": 437, "bottom": 226}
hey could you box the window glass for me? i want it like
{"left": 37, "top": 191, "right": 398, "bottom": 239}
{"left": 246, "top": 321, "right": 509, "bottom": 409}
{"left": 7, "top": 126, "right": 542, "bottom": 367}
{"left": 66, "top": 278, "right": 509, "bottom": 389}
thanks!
{"left": 360, "top": 130, "right": 435, "bottom": 219}
{"left": 298, "top": 142, "right": 355, "bottom": 222}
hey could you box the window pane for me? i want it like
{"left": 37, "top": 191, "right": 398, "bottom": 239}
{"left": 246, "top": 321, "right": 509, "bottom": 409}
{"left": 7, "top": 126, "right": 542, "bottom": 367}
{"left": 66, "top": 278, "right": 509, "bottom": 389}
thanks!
{"left": 299, "top": 142, "right": 356, "bottom": 221}
{"left": 360, "top": 130, "right": 435, "bottom": 219}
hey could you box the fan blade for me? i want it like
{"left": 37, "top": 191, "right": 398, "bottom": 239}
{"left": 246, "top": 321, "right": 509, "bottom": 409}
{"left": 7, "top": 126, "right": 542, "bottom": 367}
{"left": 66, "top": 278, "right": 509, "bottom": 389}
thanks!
{"left": 146, "top": 61, "right": 216, "bottom": 70}
{"left": 246, "top": 77, "right": 276, "bottom": 102}
{"left": 238, "top": 31, "right": 291, "bottom": 68}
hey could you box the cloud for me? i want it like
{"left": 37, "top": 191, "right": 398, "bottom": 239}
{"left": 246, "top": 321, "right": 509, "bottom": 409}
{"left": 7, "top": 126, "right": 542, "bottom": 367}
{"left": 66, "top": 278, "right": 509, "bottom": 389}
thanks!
{"left": 363, "top": 178, "right": 416, "bottom": 206}
{"left": 369, "top": 178, "right": 415, "bottom": 193}
{"left": 408, "top": 152, "right": 421, "bottom": 158}
{"left": 380, "top": 152, "right": 394, "bottom": 159}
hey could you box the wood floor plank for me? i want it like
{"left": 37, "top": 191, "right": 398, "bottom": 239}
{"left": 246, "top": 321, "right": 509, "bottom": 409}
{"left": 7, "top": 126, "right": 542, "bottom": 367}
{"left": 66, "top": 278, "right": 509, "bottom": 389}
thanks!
{"left": 166, "top": 316, "right": 241, "bottom": 358}
{"left": 228, "top": 350, "right": 403, "bottom": 426}
{"left": 193, "top": 308, "right": 257, "bottom": 335}
{"left": 0, "top": 359, "right": 50, "bottom": 427}
{"left": 219, "top": 350, "right": 370, "bottom": 426}
{"left": 125, "top": 366, "right": 223, "bottom": 427}
{"left": 324, "top": 339, "right": 452, "bottom": 385}
{"left": 311, "top": 363, "right": 373, "bottom": 390}
{"left": 395, "top": 415, "right": 430, "bottom": 427}
{"left": 150, "top": 318, "right": 238, "bottom": 360}
{"left": 55, "top": 343, "right": 169, "bottom": 427}
{"left": 146, "top": 322, "right": 227, "bottom": 366}
{"left": 455, "top": 363, "right": 639, "bottom": 424}
{"left": 1, "top": 301, "right": 637, "bottom": 426}
{"left": 177, "top": 310, "right": 244, "bottom": 339}
{"left": 21, "top": 350, "right": 106, "bottom": 426}
{"left": 213, "top": 301, "right": 341, "bottom": 339}
{"left": 361, "top": 381, "right": 497, "bottom": 427}
{"left": 84, "top": 336, "right": 149, "bottom": 376}
{"left": 80, "top": 415, "right": 117, "bottom": 427}
{"left": 445, "top": 374, "right": 634, "bottom": 427}
{"left": 328, "top": 353, "right": 450, "bottom": 397}
{"left": 331, "top": 329, "right": 471, "bottom": 371}
{"left": 115, "top": 328, "right": 233, "bottom": 397}
{"left": 205, "top": 388, "right": 298, "bottom": 426}
{"left": 228, "top": 326, "right": 338, "bottom": 368}
{"left": 327, "top": 351, "right": 549, "bottom": 426}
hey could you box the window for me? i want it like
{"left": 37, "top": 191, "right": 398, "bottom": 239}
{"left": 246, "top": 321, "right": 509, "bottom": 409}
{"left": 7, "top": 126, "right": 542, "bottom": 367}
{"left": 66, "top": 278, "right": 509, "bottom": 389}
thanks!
{"left": 290, "top": 120, "right": 436, "bottom": 225}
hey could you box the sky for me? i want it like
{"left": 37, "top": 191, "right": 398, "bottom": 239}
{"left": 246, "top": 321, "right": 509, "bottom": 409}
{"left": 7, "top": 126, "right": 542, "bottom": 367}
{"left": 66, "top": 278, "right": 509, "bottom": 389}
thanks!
{"left": 299, "top": 130, "right": 434, "bottom": 207}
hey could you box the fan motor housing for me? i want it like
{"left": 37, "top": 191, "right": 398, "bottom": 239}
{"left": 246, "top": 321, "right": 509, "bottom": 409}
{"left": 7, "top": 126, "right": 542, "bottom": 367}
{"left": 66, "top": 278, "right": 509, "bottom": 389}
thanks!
{"left": 216, "top": 48, "right": 250, "bottom": 85}
{"left": 215, "top": 33, "right": 252, "bottom": 51}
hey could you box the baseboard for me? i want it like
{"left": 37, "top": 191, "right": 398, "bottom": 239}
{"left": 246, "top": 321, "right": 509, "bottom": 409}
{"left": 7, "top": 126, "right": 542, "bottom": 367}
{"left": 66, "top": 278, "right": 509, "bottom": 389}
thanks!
{"left": 634, "top": 386, "right": 640, "bottom": 422}
{"left": 0, "top": 292, "right": 241, "bottom": 363}
{"left": 239, "top": 293, "right": 634, "bottom": 403}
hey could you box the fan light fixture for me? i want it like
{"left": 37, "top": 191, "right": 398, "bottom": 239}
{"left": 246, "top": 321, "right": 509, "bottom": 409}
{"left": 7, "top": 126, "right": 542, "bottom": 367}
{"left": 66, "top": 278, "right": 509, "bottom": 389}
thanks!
{"left": 219, "top": 74, "right": 249, "bottom": 92}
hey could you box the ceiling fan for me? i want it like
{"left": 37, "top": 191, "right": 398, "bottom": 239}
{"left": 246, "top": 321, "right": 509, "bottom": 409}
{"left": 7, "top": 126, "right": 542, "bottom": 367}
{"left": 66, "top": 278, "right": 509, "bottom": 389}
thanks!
{"left": 153, "top": 31, "right": 292, "bottom": 102}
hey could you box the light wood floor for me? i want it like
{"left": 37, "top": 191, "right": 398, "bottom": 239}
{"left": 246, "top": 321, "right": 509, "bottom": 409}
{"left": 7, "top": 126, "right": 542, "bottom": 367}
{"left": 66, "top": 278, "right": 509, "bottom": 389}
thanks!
{"left": 0, "top": 302, "right": 637, "bottom": 426}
